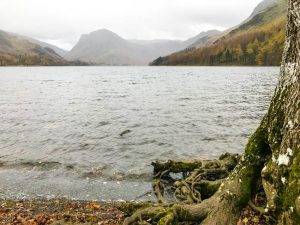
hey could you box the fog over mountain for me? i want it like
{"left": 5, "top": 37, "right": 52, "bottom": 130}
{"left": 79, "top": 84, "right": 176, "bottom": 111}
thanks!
{"left": 62, "top": 0, "right": 277, "bottom": 65}
{"left": 65, "top": 29, "right": 220, "bottom": 65}
{"left": 0, "top": 0, "right": 279, "bottom": 66}
{"left": 12, "top": 34, "right": 68, "bottom": 57}
{"left": 0, "top": 0, "right": 262, "bottom": 50}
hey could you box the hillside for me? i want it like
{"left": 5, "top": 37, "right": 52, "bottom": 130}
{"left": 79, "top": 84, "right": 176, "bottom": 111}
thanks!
{"left": 0, "top": 30, "right": 88, "bottom": 66}
{"left": 151, "top": 0, "right": 287, "bottom": 66}
{"left": 20, "top": 36, "right": 68, "bottom": 57}
{"left": 0, "top": 30, "right": 71, "bottom": 66}
{"left": 65, "top": 29, "right": 220, "bottom": 66}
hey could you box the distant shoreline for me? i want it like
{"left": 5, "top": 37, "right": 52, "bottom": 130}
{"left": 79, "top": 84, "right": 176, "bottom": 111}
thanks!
{"left": 0, "top": 65, "right": 281, "bottom": 67}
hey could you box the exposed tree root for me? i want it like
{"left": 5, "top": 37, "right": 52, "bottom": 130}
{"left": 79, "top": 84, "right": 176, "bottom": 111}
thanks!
{"left": 152, "top": 153, "right": 240, "bottom": 204}
{"left": 248, "top": 200, "right": 267, "bottom": 215}
{"left": 123, "top": 126, "right": 272, "bottom": 225}
{"left": 123, "top": 202, "right": 212, "bottom": 225}
{"left": 153, "top": 178, "right": 167, "bottom": 204}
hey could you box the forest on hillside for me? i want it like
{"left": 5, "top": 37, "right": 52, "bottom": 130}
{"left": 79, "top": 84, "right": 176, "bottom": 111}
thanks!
{"left": 0, "top": 52, "right": 87, "bottom": 66}
{"left": 0, "top": 53, "right": 64, "bottom": 66}
{"left": 151, "top": 18, "right": 286, "bottom": 66}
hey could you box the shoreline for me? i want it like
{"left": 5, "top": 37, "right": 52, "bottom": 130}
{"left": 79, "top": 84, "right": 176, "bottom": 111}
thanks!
{"left": 0, "top": 198, "right": 125, "bottom": 225}
{"left": 0, "top": 197, "right": 268, "bottom": 225}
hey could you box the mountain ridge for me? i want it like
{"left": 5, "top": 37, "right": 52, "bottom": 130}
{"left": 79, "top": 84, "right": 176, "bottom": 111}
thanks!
{"left": 150, "top": 0, "right": 287, "bottom": 66}
{"left": 65, "top": 29, "right": 220, "bottom": 65}
{"left": 0, "top": 30, "right": 86, "bottom": 66}
{"left": 19, "top": 36, "right": 68, "bottom": 57}
{"left": 0, "top": 0, "right": 285, "bottom": 66}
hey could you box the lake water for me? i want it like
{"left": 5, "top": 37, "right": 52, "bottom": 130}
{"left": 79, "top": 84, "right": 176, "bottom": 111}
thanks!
{"left": 0, "top": 66, "right": 279, "bottom": 201}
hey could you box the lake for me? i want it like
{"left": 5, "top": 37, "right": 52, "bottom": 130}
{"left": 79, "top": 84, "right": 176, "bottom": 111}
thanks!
{"left": 0, "top": 66, "right": 279, "bottom": 201}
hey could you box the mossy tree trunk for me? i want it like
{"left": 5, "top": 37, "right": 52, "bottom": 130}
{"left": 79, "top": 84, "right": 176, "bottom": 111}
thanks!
{"left": 123, "top": 1, "right": 299, "bottom": 224}
{"left": 261, "top": 0, "right": 300, "bottom": 223}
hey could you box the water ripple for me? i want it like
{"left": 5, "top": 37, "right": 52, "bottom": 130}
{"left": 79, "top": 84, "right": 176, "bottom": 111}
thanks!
{"left": 0, "top": 66, "right": 278, "bottom": 200}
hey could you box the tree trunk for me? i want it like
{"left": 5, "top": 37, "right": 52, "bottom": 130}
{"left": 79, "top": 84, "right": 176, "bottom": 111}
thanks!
{"left": 123, "top": 0, "right": 300, "bottom": 224}
{"left": 261, "top": 0, "right": 300, "bottom": 223}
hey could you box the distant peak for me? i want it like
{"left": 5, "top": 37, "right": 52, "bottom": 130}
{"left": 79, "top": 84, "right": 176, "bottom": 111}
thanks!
{"left": 201, "top": 29, "right": 221, "bottom": 35}
{"left": 251, "top": 0, "right": 277, "bottom": 17}
{"left": 91, "top": 28, "right": 114, "bottom": 34}
{"left": 78, "top": 28, "right": 124, "bottom": 43}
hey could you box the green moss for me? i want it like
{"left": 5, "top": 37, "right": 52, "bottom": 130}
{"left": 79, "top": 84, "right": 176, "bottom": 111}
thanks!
{"left": 245, "top": 125, "right": 270, "bottom": 157}
{"left": 237, "top": 125, "right": 271, "bottom": 206}
{"left": 152, "top": 209, "right": 169, "bottom": 221}
{"left": 171, "top": 205, "right": 194, "bottom": 221}
{"left": 198, "top": 182, "right": 220, "bottom": 199}
{"left": 153, "top": 160, "right": 202, "bottom": 174}
{"left": 158, "top": 213, "right": 175, "bottom": 225}
{"left": 116, "top": 202, "right": 153, "bottom": 216}
{"left": 280, "top": 148, "right": 300, "bottom": 214}
{"left": 153, "top": 178, "right": 160, "bottom": 186}
{"left": 175, "top": 161, "right": 202, "bottom": 172}
{"left": 219, "top": 153, "right": 232, "bottom": 160}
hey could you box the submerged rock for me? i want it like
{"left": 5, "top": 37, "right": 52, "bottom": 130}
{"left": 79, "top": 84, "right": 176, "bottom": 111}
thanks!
{"left": 120, "top": 130, "right": 131, "bottom": 137}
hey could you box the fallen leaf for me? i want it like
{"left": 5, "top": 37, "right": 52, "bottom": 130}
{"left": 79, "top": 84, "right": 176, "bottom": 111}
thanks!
{"left": 252, "top": 216, "right": 260, "bottom": 223}
{"left": 242, "top": 217, "right": 249, "bottom": 224}
{"left": 92, "top": 203, "right": 101, "bottom": 209}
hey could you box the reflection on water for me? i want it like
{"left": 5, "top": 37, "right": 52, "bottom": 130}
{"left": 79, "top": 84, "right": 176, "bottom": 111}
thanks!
{"left": 0, "top": 66, "right": 278, "bottom": 200}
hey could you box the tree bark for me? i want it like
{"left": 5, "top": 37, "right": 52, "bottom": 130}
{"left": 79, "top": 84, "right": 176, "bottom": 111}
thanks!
{"left": 123, "top": 0, "right": 300, "bottom": 224}
{"left": 261, "top": 0, "right": 300, "bottom": 224}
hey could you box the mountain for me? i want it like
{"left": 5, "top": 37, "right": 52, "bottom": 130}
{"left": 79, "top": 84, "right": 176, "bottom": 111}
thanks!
{"left": 151, "top": 0, "right": 287, "bottom": 66}
{"left": 65, "top": 29, "right": 147, "bottom": 65}
{"left": 250, "top": 0, "right": 277, "bottom": 18}
{"left": 0, "top": 30, "right": 88, "bottom": 66}
{"left": 20, "top": 36, "right": 68, "bottom": 57}
{"left": 65, "top": 29, "right": 220, "bottom": 65}
{"left": 0, "top": 30, "right": 71, "bottom": 66}
{"left": 183, "top": 30, "right": 221, "bottom": 48}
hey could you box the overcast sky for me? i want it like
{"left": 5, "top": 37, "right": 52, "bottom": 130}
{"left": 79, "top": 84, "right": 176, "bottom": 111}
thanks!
{"left": 0, "top": 0, "right": 263, "bottom": 50}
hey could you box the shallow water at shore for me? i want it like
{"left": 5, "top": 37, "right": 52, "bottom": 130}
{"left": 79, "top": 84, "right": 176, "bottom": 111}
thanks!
{"left": 0, "top": 66, "right": 278, "bottom": 200}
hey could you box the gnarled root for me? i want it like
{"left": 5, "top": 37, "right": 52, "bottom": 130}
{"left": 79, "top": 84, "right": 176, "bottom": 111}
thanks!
{"left": 123, "top": 126, "right": 272, "bottom": 225}
{"left": 123, "top": 189, "right": 246, "bottom": 225}
{"left": 152, "top": 153, "right": 240, "bottom": 204}
{"left": 153, "top": 178, "right": 166, "bottom": 204}
{"left": 152, "top": 152, "right": 240, "bottom": 177}
{"left": 123, "top": 202, "right": 212, "bottom": 225}
{"left": 116, "top": 202, "right": 154, "bottom": 216}
{"left": 123, "top": 153, "right": 243, "bottom": 225}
